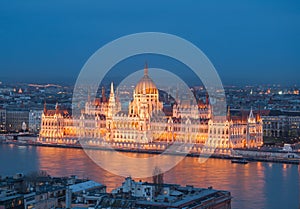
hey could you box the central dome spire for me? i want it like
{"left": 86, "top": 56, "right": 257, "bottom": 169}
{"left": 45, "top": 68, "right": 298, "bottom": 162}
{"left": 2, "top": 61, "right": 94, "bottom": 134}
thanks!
{"left": 144, "top": 62, "right": 148, "bottom": 76}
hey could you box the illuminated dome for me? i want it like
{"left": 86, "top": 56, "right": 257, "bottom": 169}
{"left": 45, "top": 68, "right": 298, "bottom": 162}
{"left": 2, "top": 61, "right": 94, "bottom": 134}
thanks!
{"left": 134, "top": 64, "right": 158, "bottom": 95}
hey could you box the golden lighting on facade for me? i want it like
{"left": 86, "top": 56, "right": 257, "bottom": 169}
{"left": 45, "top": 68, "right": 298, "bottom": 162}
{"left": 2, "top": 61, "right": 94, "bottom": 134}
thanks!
{"left": 38, "top": 65, "right": 263, "bottom": 151}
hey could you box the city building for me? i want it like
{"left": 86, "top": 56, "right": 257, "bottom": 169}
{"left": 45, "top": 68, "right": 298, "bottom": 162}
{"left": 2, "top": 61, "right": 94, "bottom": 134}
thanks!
{"left": 5, "top": 108, "right": 29, "bottom": 132}
{"left": 66, "top": 180, "right": 106, "bottom": 208}
{"left": 0, "top": 174, "right": 232, "bottom": 209}
{"left": 0, "top": 109, "right": 6, "bottom": 132}
{"left": 105, "top": 177, "right": 232, "bottom": 209}
{"left": 0, "top": 175, "right": 25, "bottom": 209}
{"left": 0, "top": 173, "right": 101, "bottom": 209}
{"left": 28, "top": 109, "right": 43, "bottom": 134}
{"left": 0, "top": 193, "right": 24, "bottom": 209}
{"left": 39, "top": 64, "right": 263, "bottom": 150}
{"left": 262, "top": 111, "right": 300, "bottom": 139}
{"left": 30, "top": 186, "right": 64, "bottom": 209}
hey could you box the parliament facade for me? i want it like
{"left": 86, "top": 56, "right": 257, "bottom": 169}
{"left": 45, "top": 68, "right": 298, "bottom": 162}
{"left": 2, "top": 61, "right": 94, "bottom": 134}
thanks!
{"left": 39, "top": 66, "right": 263, "bottom": 149}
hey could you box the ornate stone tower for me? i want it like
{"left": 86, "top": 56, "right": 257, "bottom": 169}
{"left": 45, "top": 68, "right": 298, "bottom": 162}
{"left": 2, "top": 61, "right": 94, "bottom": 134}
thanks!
{"left": 246, "top": 108, "right": 263, "bottom": 148}
{"left": 106, "top": 82, "right": 116, "bottom": 141}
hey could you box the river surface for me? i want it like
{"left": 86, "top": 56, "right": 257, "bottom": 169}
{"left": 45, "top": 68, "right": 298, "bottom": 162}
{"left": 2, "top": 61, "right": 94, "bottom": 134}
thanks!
{"left": 0, "top": 144, "right": 299, "bottom": 209}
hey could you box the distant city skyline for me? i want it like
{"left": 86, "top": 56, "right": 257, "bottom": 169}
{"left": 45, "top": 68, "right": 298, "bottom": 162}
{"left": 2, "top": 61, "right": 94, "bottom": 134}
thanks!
{"left": 0, "top": 1, "right": 299, "bottom": 85}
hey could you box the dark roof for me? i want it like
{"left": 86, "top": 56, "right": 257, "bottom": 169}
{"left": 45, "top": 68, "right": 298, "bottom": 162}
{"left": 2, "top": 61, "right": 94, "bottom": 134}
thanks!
{"left": 268, "top": 110, "right": 300, "bottom": 117}
{"left": 45, "top": 109, "right": 70, "bottom": 117}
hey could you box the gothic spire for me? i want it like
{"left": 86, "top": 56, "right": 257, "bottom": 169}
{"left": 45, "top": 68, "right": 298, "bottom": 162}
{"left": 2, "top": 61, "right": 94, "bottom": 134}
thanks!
{"left": 101, "top": 86, "right": 106, "bottom": 102}
{"left": 248, "top": 107, "right": 255, "bottom": 123}
{"left": 55, "top": 102, "right": 59, "bottom": 114}
{"left": 43, "top": 100, "right": 47, "bottom": 114}
{"left": 110, "top": 82, "right": 114, "bottom": 96}
{"left": 227, "top": 105, "right": 231, "bottom": 120}
{"left": 249, "top": 107, "right": 254, "bottom": 119}
{"left": 109, "top": 82, "right": 115, "bottom": 104}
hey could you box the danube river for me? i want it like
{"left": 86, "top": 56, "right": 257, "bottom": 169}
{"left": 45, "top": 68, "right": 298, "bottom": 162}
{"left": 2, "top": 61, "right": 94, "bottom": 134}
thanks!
{"left": 0, "top": 144, "right": 299, "bottom": 209}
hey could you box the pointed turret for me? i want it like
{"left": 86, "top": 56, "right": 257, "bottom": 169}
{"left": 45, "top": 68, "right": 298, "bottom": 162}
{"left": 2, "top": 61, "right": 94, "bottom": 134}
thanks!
{"left": 43, "top": 101, "right": 47, "bottom": 114}
{"left": 249, "top": 107, "right": 254, "bottom": 118}
{"left": 109, "top": 82, "right": 115, "bottom": 103}
{"left": 248, "top": 107, "right": 255, "bottom": 123}
{"left": 101, "top": 86, "right": 106, "bottom": 102}
{"left": 55, "top": 102, "right": 59, "bottom": 115}
{"left": 110, "top": 82, "right": 114, "bottom": 94}
{"left": 227, "top": 106, "right": 231, "bottom": 121}
{"left": 108, "top": 82, "right": 116, "bottom": 118}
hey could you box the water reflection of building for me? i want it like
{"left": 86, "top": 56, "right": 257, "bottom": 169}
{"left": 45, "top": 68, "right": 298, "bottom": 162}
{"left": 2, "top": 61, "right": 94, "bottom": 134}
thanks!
{"left": 39, "top": 64, "right": 263, "bottom": 149}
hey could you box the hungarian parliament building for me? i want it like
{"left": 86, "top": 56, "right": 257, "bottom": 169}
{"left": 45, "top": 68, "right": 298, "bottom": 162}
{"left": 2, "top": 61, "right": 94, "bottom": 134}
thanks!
{"left": 38, "top": 66, "right": 263, "bottom": 150}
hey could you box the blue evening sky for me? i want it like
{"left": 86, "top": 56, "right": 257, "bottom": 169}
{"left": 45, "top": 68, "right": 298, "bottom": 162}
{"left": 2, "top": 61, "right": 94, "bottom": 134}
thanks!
{"left": 0, "top": 0, "right": 299, "bottom": 85}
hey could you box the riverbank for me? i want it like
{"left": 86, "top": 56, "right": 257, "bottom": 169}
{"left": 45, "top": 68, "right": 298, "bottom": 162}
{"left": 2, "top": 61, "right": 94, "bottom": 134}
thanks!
{"left": 1, "top": 139, "right": 299, "bottom": 165}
